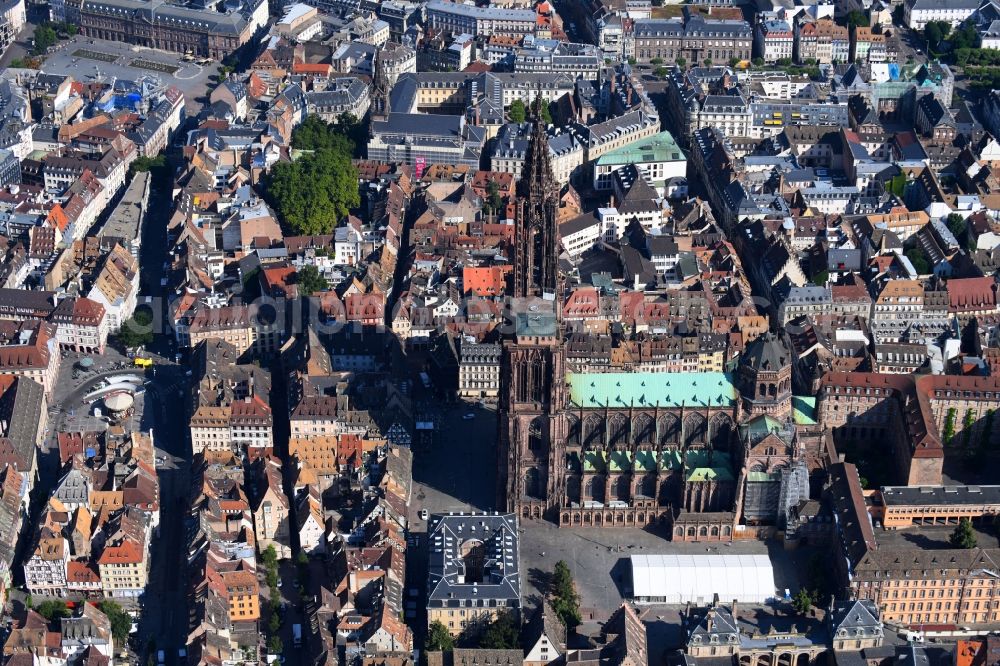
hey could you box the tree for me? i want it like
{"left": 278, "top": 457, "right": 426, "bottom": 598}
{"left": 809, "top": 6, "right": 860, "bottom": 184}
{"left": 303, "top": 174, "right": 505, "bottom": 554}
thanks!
{"left": 963, "top": 409, "right": 976, "bottom": 447}
{"left": 297, "top": 264, "right": 329, "bottom": 296}
{"left": 846, "top": 10, "right": 870, "bottom": 27}
{"left": 943, "top": 407, "right": 958, "bottom": 444}
{"left": 35, "top": 600, "right": 70, "bottom": 621}
{"left": 484, "top": 179, "right": 502, "bottom": 215}
{"left": 509, "top": 99, "right": 526, "bottom": 123}
{"left": 951, "top": 517, "right": 977, "bottom": 549}
{"left": 550, "top": 560, "right": 581, "bottom": 629}
{"left": 946, "top": 213, "right": 969, "bottom": 249}
{"left": 267, "top": 635, "right": 284, "bottom": 655}
{"left": 812, "top": 270, "right": 829, "bottom": 286}
{"left": 729, "top": 56, "right": 741, "bottom": 68}
{"left": 752, "top": 57, "right": 764, "bottom": 67}
{"left": 703, "top": 58, "right": 713, "bottom": 67}
{"left": 653, "top": 66, "right": 669, "bottom": 77}
{"left": 32, "top": 24, "right": 57, "bottom": 55}
{"left": 649, "top": 57, "right": 664, "bottom": 65}
{"left": 291, "top": 114, "right": 355, "bottom": 155}
{"left": 792, "top": 588, "right": 814, "bottom": 615}
{"left": 297, "top": 550, "right": 309, "bottom": 566}
{"left": 905, "top": 247, "right": 931, "bottom": 275}
{"left": 117, "top": 307, "right": 155, "bottom": 349}
{"left": 98, "top": 600, "right": 132, "bottom": 647}
{"left": 267, "top": 141, "right": 360, "bottom": 235}
{"left": 129, "top": 154, "right": 166, "bottom": 177}
{"left": 261, "top": 545, "right": 279, "bottom": 571}
{"left": 269, "top": 612, "right": 282, "bottom": 633}
{"left": 676, "top": 57, "right": 687, "bottom": 69}
{"left": 426, "top": 621, "right": 455, "bottom": 652}
{"left": 539, "top": 99, "right": 552, "bottom": 124}
{"left": 924, "top": 20, "right": 951, "bottom": 54}
{"left": 481, "top": 611, "right": 520, "bottom": 649}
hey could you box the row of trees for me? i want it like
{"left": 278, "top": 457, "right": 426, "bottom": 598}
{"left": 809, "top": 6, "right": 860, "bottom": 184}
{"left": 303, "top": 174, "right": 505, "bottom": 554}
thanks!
{"left": 261, "top": 545, "right": 285, "bottom": 655}
{"left": 31, "top": 22, "right": 77, "bottom": 56}
{"left": 266, "top": 115, "right": 362, "bottom": 236}
{"left": 508, "top": 98, "right": 552, "bottom": 125}
{"left": 924, "top": 21, "right": 978, "bottom": 58}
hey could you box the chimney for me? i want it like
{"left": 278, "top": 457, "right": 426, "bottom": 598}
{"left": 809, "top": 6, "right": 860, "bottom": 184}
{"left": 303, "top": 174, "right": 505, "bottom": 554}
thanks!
{"left": 731, "top": 600, "right": 738, "bottom": 620}
{"left": 707, "top": 611, "right": 714, "bottom": 633}
{"left": 627, "top": 86, "right": 633, "bottom": 107}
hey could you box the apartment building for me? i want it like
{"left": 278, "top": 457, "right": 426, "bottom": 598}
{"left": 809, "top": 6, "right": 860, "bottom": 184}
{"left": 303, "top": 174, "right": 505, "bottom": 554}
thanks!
{"left": 0, "top": 321, "right": 60, "bottom": 397}
{"left": 97, "top": 538, "right": 147, "bottom": 599}
{"left": 458, "top": 341, "right": 502, "bottom": 398}
{"left": 755, "top": 19, "right": 793, "bottom": 63}
{"left": 796, "top": 19, "right": 849, "bottom": 64}
{"left": 24, "top": 535, "right": 69, "bottom": 595}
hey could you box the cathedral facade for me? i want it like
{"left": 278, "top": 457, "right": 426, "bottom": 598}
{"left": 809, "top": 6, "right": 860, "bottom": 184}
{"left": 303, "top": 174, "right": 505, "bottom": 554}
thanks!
{"left": 496, "top": 114, "right": 806, "bottom": 535}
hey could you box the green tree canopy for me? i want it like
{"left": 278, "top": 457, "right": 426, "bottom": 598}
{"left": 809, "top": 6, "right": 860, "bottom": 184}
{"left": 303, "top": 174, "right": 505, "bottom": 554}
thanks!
{"left": 846, "top": 10, "right": 870, "bottom": 26}
{"left": 539, "top": 100, "right": 552, "bottom": 125}
{"left": 550, "top": 560, "right": 582, "bottom": 629}
{"left": 905, "top": 247, "right": 931, "bottom": 275}
{"left": 792, "top": 588, "right": 814, "bottom": 615}
{"left": 509, "top": 99, "right": 526, "bottom": 123}
{"left": 117, "top": 307, "right": 154, "bottom": 349}
{"left": 924, "top": 20, "right": 951, "bottom": 54}
{"left": 480, "top": 611, "right": 520, "bottom": 649}
{"left": 946, "top": 213, "right": 968, "bottom": 249}
{"left": 267, "top": 635, "right": 284, "bottom": 655}
{"left": 951, "top": 517, "right": 977, "bottom": 549}
{"left": 297, "top": 264, "right": 329, "bottom": 295}
{"left": 427, "top": 621, "right": 455, "bottom": 652}
{"left": 97, "top": 600, "right": 132, "bottom": 647}
{"left": 267, "top": 143, "right": 360, "bottom": 235}
{"left": 292, "top": 114, "right": 356, "bottom": 155}
{"left": 32, "top": 25, "right": 57, "bottom": 55}
{"left": 35, "top": 600, "right": 70, "bottom": 621}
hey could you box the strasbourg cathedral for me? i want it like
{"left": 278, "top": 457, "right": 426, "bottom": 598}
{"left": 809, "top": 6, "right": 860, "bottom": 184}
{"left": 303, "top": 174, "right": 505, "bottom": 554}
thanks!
{"left": 496, "top": 115, "right": 824, "bottom": 540}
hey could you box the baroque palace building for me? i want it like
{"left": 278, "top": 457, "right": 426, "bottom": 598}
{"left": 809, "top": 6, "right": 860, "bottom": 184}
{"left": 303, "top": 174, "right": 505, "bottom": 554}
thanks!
{"left": 497, "top": 112, "right": 814, "bottom": 538}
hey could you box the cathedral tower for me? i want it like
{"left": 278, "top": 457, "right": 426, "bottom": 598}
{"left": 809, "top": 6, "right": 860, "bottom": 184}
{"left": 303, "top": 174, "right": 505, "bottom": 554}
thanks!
{"left": 498, "top": 106, "right": 566, "bottom": 520}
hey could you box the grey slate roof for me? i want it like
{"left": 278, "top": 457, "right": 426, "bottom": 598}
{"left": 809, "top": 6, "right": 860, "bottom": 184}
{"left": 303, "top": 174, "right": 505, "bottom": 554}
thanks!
{"left": 426, "top": 513, "right": 520, "bottom": 607}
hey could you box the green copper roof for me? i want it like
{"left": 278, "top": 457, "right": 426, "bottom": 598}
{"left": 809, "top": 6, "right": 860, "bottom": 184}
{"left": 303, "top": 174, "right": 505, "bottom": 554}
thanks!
{"left": 567, "top": 372, "right": 737, "bottom": 408}
{"left": 747, "top": 471, "right": 781, "bottom": 482}
{"left": 741, "top": 414, "right": 785, "bottom": 440}
{"left": 634, "top": 449, "right": 658, "bottom": 472}
{"left": 792, "top": 396, "right": 818, "bottom": 425}
{"left": 684, "top": 450, "right": 731, "bottom": 469}
{"left": 683, "top": 450, "right": 734, "bottom": 482}
{"left": 583, "top": 450, "right": 606, "bottom": 472}
{"left": 609, "top": 450, "right": 632, "bottom": 472}
{"left": 659, "top": 449, "right": 683, "bottom": 470}
{"left": 686, "top": 467, "right": 734, "bottom": 482}
{"left": 594, "top": 130, "right": 686, "bottom": 167}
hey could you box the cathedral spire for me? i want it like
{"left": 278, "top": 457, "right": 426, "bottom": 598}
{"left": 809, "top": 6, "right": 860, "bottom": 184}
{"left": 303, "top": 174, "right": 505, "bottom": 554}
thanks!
{"left": 512, "top": 98, "right": 560, "bottom": 299}
{"left": 371, "top": 49, "right": 390, "bottom": 124}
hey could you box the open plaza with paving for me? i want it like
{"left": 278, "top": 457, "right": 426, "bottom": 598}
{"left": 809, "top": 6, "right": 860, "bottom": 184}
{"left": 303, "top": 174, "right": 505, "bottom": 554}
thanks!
{"left": 40, "top": 35, "right": 219, "bottom": 112}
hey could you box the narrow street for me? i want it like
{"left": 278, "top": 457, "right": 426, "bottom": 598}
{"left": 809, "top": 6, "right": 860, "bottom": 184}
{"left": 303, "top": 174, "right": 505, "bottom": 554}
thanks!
{"left": 132, "top": 161, "right": 193, "bottom": 664}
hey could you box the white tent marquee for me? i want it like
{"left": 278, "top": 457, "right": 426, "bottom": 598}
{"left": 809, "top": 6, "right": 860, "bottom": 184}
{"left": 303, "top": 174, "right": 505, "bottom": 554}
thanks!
{"left": 630, "top": 553, "right": 776, "bottom": 604}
